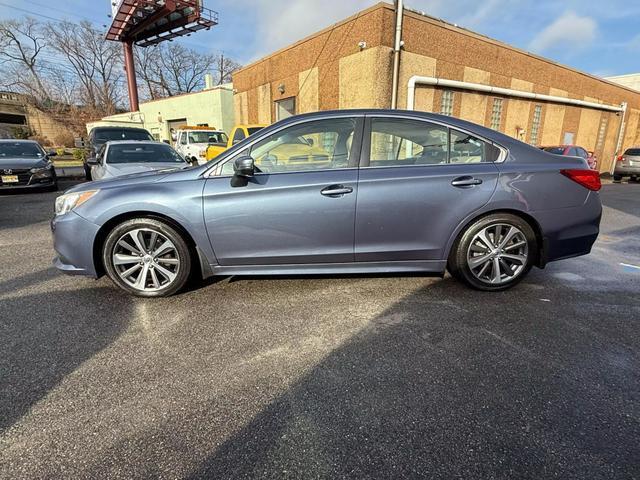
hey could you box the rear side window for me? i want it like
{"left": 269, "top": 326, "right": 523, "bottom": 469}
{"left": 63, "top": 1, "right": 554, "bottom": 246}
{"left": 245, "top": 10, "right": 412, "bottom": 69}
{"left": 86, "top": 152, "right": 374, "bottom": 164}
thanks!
{"left": 232, "top": 128, "right": 246, "bottom": 145}
{"left": 368, "top": 118, "right": 500, "bottom": 166}
{"left": 543, "top": 147, "right": 565, "bottom": 155}
{"left": 624, "top": 148, "right": 640, "bottom": 156}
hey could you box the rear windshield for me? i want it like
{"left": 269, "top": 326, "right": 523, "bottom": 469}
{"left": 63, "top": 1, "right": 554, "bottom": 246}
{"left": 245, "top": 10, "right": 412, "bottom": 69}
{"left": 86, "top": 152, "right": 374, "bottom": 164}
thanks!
{"left": 543, "top": 147, "right": 565, "bottom": 155}
{"left": 95, "top": 129, "right": 153, "bottom": 143}
{"left": 624, "top": 148, "right": 640, "bottom": 156}
{"left": 107, "top": 143, "right": 186, "bottom": 164}
{"left": 0, "top": 142, "right": 45, "bottom": 158}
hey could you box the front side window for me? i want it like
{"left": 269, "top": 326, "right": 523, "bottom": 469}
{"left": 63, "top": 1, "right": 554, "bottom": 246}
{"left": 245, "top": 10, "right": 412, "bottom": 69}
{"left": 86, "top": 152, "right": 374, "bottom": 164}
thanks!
{"left": 221, "top": 118, "right": 357, "bottom": 175}
{"left": 232, "top": 128, "right": 246, "bottom": 145}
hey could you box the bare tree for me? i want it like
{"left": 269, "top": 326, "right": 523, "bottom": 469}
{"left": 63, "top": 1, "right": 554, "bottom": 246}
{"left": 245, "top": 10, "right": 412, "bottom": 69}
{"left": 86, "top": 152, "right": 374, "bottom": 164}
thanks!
{"left": 213, "top": 52, "right": 241, "bottom": 85}
{"left": 0, "top": 18, "right": 50, "bottom": 101}
{"left": 45, "top": 20, "right": 124, "bottom": 115}
{"left": 135, "top": 44, "right": 241, "bottom": 100}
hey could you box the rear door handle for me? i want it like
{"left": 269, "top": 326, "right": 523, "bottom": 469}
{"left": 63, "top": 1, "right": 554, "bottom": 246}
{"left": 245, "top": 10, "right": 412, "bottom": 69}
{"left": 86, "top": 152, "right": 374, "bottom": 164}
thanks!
{"left": 451, "top": 176, "right": 483, "bottom": 187}
{"left": 320, "top": 184, "right": 353, "bottom": 197}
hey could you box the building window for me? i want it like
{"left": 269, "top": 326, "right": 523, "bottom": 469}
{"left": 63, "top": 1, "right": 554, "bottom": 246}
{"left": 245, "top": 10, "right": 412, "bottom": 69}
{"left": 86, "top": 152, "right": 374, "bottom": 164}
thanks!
{"left": 530, "top": 105, "right": 543, "bottom": 145}
{"left": 440, "top": 90, "right": 454, "bottom": 116}
{"left": 490, "top": 98, "right": 503, "bottom": 130}
{"left": 275, "top": 97, "right": 295, "bottom": 121}
{"left": 596, "top": 116, "right": 608, "bottom": 150}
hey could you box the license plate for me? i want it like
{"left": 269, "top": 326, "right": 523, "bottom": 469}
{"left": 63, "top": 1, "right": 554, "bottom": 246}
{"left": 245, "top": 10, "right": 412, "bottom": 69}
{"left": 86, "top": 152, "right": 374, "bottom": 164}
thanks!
{"left": 1, "top": 175, "right": 18, "bottom": 183}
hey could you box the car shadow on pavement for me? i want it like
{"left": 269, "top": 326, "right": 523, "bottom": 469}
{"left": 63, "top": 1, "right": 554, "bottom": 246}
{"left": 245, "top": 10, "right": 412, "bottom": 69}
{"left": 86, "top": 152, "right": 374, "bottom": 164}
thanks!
{"left": 182, "top": 277, "right": 640, "bottom": 479}
{"left": 0, "top": 287, "right": 130, "bottom": 433}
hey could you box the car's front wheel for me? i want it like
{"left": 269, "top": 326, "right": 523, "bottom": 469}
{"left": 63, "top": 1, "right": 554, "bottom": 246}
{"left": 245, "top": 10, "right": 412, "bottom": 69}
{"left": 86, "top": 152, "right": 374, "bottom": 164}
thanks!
{"left": 102, "top": 218, "right": 191, "bottom": 297}
{"left": 448, "top": 213, "right": 536, "bottom": 291}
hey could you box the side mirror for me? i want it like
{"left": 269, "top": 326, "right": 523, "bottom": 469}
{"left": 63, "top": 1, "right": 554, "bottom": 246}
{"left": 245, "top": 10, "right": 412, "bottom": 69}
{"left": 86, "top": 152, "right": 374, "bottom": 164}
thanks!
{"left": 233, "top": 155, "right": 255, "bottom": 177}
{"left": 305, "top": 137, "right": 314, "bottom": 146}
{"left": 87, "top": 157, "right": 99, "bottom": 166}
{"left": 48, "top": 149, "right": 57, "bottom": 157}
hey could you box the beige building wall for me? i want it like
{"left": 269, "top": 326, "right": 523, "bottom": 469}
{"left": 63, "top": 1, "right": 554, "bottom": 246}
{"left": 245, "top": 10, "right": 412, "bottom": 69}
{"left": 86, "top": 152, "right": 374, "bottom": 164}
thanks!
{"left": 298, "top": 67, "right": 319, "bottom": 114}
{"left": 257, "top": 84, "right": 271, "bottom": 124}
{"left": 576, "top": 96, "right": 603, "bottom": 151}
{"left": 458, "top": 67, "right": 491, "bottom": 125}
{"left": 339, "top": 46, "right": 392, "bottom": 109}
{"left": 539, "top": 88, "right": 568, "bottom": 146}
{"left": 397, "top": 51, "right": 437, "bottom": 111}
{"left": 503, "top": 79, "right": 533, "bottom": 141}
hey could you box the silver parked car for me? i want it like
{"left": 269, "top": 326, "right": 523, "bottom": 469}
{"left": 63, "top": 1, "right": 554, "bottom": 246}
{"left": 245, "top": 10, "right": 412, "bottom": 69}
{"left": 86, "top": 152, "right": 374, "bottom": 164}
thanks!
{"left": 614, "top": 147, "right": 640, "bottom": 182}
{"left": 88, "top": 141, "right": 190, "bottom": 180}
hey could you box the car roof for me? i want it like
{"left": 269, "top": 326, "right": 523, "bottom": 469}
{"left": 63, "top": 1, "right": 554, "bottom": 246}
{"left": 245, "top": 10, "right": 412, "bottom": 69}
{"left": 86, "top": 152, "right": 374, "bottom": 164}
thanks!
{"left": 91, "top": 126, "right": 149, "bottom": 132}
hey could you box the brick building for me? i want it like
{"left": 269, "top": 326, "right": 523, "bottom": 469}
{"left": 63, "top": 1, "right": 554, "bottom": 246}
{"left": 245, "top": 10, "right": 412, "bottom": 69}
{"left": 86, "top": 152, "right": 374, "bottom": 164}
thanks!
{"left": 232, "top": 2, "right": 640, "bottom": 173}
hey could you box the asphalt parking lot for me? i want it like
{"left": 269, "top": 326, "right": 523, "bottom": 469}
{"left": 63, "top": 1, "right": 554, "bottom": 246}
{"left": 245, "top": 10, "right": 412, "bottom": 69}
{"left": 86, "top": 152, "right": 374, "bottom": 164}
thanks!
{"left": 1, "top": 181, "right": 639, "bottom": 479}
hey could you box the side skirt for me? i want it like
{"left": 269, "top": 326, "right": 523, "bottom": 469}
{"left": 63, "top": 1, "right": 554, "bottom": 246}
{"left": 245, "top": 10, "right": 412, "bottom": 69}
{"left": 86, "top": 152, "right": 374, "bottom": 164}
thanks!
{"left": 209, "top": 260, "right": 447, "bottom": 277}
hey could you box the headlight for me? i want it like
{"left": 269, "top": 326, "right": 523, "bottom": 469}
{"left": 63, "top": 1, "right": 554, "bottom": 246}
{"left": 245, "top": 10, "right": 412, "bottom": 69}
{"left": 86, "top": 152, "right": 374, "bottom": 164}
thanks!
{"left": 30, "top": 163, "right": 53, "bottom": 174}
{"left": 54, "top": 190, "right": 99, "bottom": 216}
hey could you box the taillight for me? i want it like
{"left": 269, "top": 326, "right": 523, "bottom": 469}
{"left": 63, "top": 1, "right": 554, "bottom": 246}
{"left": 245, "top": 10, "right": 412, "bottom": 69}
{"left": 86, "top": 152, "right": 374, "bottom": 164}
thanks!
{"left": 561, "top": 169, "right": 601, "bottom": 191}
{"left": 617, "top": 155, "right": 624, "bottom": 162}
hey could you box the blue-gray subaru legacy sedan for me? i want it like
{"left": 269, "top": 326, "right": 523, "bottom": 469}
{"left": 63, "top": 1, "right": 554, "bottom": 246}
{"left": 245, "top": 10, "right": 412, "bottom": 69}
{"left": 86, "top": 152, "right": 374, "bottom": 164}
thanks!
{"left": 51, "top": 109, "right": 602, "bottom": 297}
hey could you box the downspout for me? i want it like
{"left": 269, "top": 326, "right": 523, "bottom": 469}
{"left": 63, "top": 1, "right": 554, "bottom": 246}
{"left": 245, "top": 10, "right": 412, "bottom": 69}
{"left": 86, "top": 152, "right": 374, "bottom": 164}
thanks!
{"left": 390, "top": 0, "right": 404, "bottom": 109}
{"left": 406, "top": 76, "right": 625, "bottom": 113}
{"left": 611, "top": 101, "right": 628, "bottom": 174}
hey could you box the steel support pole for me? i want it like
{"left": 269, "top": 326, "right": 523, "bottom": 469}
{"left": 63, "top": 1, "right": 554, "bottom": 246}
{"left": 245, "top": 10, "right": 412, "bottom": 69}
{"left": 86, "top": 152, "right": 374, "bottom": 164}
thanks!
{"left": 123, "top": 40, "right": 139, "bottom": 112}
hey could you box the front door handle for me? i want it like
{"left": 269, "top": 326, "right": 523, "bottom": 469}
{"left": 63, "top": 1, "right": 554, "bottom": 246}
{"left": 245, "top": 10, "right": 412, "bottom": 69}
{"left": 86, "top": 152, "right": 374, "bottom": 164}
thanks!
{"left": 320, "top": 184, "right": 353, "bottom": 197}
{"left": 451, "top": 176, "right": 483, "bottom": 187}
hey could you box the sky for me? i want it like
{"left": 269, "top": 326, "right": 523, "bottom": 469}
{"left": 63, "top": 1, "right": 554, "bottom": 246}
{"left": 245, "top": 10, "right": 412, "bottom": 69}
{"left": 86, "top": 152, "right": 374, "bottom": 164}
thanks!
{"left": 0, "top": 0, "right": 639, "bottom": 78}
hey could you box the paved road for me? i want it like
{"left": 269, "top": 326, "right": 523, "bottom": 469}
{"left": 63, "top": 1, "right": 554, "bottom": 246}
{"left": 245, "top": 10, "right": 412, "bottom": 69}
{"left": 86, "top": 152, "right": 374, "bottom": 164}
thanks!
{"left": 1, "top": 182, "right": 639, "bottom": 479}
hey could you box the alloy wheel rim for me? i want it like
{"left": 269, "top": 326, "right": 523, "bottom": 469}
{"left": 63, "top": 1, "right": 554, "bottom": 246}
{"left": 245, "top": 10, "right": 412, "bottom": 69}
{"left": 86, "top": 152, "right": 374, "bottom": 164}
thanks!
{"left": 112, "top": 228, "right": 180, "bottom": 291}
{"left": 466, "top": 223, "right": 528, "bottom": 285}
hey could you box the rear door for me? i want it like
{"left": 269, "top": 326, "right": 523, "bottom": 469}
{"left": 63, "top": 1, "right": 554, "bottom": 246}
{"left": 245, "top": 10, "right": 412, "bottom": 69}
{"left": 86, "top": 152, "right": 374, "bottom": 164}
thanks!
{"left": 355, "top": 115, "right": 500, "bottom": 262}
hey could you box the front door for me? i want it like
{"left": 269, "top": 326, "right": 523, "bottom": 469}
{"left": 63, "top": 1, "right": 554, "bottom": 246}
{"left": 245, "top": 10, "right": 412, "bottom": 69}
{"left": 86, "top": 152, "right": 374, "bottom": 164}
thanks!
{"left": 355, "top": 116, "right": 500, "bottom": 262}
{"left": 203, "top": 116, "right": 363, "bottom": 265}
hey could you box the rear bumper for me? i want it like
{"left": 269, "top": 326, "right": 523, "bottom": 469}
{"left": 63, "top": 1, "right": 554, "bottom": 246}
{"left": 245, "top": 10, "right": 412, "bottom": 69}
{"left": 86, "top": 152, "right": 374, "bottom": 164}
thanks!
{"left": 51, "top": 211, "right": 101, "bottom": 277}
{"left": 533, "top": 191, "right": 602, "bottom": 264}
{"left": 614, "top": 165, "right": 640, "bottom": 176}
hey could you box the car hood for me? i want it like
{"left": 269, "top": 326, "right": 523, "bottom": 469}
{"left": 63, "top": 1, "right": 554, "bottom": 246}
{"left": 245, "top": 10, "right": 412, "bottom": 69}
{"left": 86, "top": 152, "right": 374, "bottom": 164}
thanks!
{"left": 64, "top": 163, "right": 204, "bottom": 194}
{"left": 0, "top": 157, "right": 48, "bottom": 170}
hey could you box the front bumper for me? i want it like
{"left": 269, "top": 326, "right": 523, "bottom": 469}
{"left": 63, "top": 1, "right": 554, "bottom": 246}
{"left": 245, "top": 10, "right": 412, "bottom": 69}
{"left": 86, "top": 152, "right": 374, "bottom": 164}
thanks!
{"left": 0, "top": 175, "right": 56, "bottom": 190}
{"left": 51, "top": 211, "right": 101, "bottom": 277}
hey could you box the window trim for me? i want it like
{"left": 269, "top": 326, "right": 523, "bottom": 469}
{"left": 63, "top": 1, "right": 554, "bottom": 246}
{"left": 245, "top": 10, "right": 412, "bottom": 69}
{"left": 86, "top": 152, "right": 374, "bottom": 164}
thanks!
{"left": 205, "top": 114, "right": 365, "bottom": 178}
{"left": 359, "top": 114, "right": 507, "bottom": 169}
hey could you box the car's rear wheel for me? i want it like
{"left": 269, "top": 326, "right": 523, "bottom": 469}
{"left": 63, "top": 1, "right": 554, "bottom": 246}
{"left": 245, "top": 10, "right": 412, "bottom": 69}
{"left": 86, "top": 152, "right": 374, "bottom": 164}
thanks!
{"left": 448, "top": 213, "right": 536, "bottom": 291}
{"left": 613, "top": 174, "right": 623, "bottom": 182}
{"left": 102, "top": 218, "right": 191, "bottom": 297}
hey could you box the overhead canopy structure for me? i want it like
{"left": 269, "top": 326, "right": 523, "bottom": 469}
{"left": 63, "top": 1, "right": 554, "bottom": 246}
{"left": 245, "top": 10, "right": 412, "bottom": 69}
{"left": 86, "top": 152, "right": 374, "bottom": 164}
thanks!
{"left": 106, "top": 1, "right": 219, "bottom": 111}
{"left": 107, "top": 0, "right": 218, "bottom": 47}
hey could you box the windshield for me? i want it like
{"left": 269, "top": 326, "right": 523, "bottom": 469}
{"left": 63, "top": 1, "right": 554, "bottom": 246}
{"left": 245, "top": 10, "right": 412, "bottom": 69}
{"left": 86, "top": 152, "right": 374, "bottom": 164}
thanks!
{"left": 106, "top": 143, "right": 187, "bottom": 164}
{"left": 0, "top": 142, "right": 45, "bottom": 158}
{"left": 187, "top": 131, "right": 228, "bottom": 144}
{"left": 247, "top": 127, "right": 264, "bottom": 136}
{"left": 543, "top": 147, "right": 565, "bottom": 155}
{"left": 95, "top": 129, "right": 153, "bottom": 143}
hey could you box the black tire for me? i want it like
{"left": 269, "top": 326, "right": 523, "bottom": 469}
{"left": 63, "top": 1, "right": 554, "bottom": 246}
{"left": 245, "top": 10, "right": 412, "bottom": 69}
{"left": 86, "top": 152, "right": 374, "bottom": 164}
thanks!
{"left": 448, "top": 213, "right": 537, "bottom": 292}
{"left": 613, "top": 174, "right": 623, "bottom": 182}
{"left": 102, "top": 217, "right": 192, "bottom": 297}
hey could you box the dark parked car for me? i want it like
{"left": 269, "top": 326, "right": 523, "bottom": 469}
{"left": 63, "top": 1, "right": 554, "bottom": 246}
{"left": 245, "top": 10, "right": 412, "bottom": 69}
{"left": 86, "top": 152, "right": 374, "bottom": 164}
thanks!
{"left": 84, "top": 126, "right": 154, "bottom": 180}
{"left": 0, "top": 139, "right": 57, "bottom": 191}
{"left": 52, "top": 110, "right": 602, "bottom": 297}
{"left": 540, "top": 145, "right": 597, "bottom": 170}
{"left": 614, "top": 147, "right": 640, "bottom": 182}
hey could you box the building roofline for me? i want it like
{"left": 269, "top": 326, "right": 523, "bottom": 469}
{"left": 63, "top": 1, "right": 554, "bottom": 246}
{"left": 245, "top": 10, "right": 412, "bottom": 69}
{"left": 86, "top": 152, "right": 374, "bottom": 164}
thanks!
{"left": 140, "top": 83, "right": 233, "bottom": 106}
{"left": 233, "top": 2, "right": 389, "bottom": 75}
{"left": 234, "top": 1, "right": 640, "bottom": 99}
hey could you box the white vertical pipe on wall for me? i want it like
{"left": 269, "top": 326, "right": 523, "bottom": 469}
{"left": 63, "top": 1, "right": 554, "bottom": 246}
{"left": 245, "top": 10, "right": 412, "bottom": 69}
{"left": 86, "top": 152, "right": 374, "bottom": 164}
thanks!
{"left": 390, "top": 0, "right": 404, "bottom": 109}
